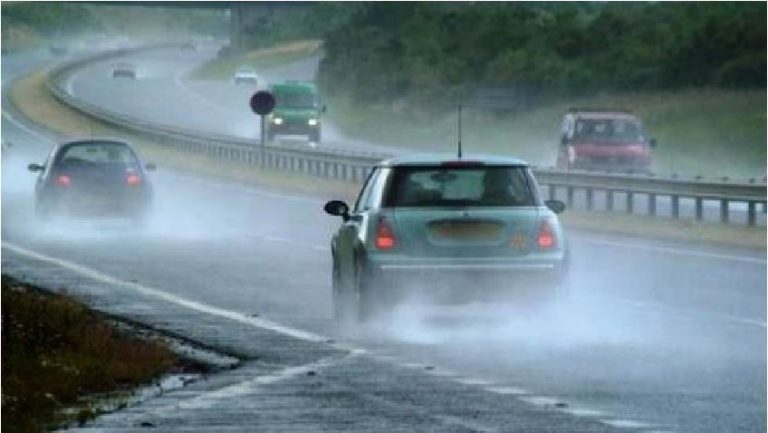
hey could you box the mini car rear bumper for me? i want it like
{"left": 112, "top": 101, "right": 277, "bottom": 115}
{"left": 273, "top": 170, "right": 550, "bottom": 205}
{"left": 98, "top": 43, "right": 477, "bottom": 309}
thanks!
{"left": 365, "top": 254, "right": 568, "bottom": 292}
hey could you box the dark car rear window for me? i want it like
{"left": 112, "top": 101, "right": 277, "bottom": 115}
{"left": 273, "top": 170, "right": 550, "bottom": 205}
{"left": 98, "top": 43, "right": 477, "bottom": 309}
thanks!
{"left": 384, "top": 166, "right": 537, "bottom": 207}
{"left": 57, "top": 142, "right": 139, "bottom": 168}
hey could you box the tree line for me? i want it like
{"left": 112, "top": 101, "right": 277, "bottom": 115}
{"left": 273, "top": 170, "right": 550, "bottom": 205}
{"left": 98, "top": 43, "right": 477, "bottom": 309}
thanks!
{"left": 315, "top": 2, "right": 766, "bottom": 111}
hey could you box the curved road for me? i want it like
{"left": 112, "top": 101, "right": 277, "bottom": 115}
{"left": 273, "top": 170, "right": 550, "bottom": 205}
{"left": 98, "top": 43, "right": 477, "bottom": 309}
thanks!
{"left": 2, "top": 51, "right": 766, "bottom": 432}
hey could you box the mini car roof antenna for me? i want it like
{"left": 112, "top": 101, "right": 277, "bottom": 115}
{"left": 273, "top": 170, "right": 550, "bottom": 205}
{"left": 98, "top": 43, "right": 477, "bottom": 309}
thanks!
{"left": 457, "top": 104, "right": 463, "bottom": 159}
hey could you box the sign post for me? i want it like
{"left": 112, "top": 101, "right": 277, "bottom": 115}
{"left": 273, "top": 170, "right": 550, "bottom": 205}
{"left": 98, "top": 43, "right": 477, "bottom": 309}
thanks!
{"left": 249, "top": 91, "right": 276, "bottom": 168}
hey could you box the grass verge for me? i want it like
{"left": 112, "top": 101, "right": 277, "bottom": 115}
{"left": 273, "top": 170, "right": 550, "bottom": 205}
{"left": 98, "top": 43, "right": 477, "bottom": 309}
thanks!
{"left": 1, "top": 276, "right": 178, "bottom": 432}
{"left": 328, "top": 88, "right": 766, "bottom": 179}
{"left": 9, "top": 65, "right": 765, "bottom": 249}
{"left": 191, "top": 39, "right": 322, "bottom": 80}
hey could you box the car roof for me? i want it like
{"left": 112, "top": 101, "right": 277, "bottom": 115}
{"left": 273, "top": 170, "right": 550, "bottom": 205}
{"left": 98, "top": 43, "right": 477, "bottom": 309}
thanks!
{"left": 379, "top": 154, "right": 529, "bottom": 167}
{"left": 571, "top": 112, "right": 639, "bottom": 120}
{"left": 271, "top": 81, "right": 316, "bottom": 91}
{"left": 58, "top": 138, "right": 133, "bottom": 149}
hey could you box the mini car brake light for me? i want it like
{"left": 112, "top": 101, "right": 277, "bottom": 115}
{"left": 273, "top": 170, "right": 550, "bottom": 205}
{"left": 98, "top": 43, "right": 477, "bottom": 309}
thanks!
{"left": 55, "top": 174, "right": 71, "bottom": 187}
{"left": 375, "top": 218, "right": 396, "bottom": 250}
{"left": 126, "top": 173, "right": 142, "bottom": 186}
{"left": 537, "top": 219, "right": 556, "bottom": 249}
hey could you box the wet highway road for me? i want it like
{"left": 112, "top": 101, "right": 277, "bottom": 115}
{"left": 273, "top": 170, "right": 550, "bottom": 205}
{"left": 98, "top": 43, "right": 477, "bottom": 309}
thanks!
{"left": 2, "top": 52, "right": 766, "bottom": 432}
{"left": 64, "top": 45, "right": 403, "bottom": 154}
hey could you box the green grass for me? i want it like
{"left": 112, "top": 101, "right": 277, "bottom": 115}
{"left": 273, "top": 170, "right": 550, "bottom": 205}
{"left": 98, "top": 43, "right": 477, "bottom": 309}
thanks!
{"left": 191, "top": 40, "right": 322, "bottom": 80}
{"left": 1, "top": 276, "right": 178, "bottom": 432}
{"left": 328, "top": 88, "right": 767, "bottom": 179}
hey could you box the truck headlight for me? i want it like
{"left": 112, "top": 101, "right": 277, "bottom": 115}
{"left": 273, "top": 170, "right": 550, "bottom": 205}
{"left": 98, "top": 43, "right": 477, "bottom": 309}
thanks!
{"left": 307, "top": 118, "right": 318, "bottom": 126}
{"left": 272, "top": 117, "right": 283, "bottom": 125}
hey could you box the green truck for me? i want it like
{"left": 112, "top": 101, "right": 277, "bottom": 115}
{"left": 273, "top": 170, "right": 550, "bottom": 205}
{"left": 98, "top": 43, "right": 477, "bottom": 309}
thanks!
{"left": 266, "top": 81, "right": 325, "bottom": 144}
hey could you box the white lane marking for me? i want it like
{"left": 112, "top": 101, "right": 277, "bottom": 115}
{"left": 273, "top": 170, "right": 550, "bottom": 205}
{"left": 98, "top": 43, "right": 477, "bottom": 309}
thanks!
{"left": 484, "top": 386, "right": 528, "bottom": 395}
{"left": 455, "top": 377, "right": 493, "bottom": 386}
{"left": 615, "top": 297, "right": 767, "bottom": 329}
{"left": 518, "top": 396, "right": 561, "bottom": 406}
{"left": 561, "top": 407, "right": 605, "bottom": 417}
{"left": 600, "top": 419, "right": 654, "bottom": 429}
{"left": 581, "top": 238, "right": 766, "bottom": 265}
{"left": 1, "top": 110, "right": 54, "bottom": 142}
{"left": 147, "top": 353, "right": 353, "bottom": 413}
{"left": 2, "top": 241, "right": 329, "bottom": 343}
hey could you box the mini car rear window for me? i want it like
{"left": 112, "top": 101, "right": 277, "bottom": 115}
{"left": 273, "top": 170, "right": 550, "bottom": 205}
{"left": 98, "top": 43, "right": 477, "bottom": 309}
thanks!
{"left": 58, "top": 143, "right": 139, "bottom": 167}
{"left": 385, "top": 166, "right": 537, "bottom": 207}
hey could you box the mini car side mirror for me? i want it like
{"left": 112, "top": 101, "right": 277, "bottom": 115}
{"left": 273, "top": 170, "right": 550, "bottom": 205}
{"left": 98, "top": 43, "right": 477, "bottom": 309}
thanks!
{"left": 649, "top": 138, "right": 657, "bottom": 147}
{"left": 145, "top": 162, "right": 157, "bottom": 171}
{"left": 545, "top": 200, "right": 566, "bottom": 214}
{"left": 28, "top": 163, "right": 44, "bottom": 172}
{"left": 324, "top": 200, "right": 349, "bottom": 221}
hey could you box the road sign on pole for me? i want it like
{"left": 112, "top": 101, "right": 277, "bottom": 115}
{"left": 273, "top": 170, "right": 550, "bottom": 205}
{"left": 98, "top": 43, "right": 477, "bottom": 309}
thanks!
{"left": 250, "top": 91, "right": 276, "bottom": 167}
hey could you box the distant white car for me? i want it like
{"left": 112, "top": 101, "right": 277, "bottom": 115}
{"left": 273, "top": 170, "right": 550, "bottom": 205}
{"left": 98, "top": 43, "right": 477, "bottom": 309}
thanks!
{"left": 233, "top": 67, "right": 259, "bottom": 85}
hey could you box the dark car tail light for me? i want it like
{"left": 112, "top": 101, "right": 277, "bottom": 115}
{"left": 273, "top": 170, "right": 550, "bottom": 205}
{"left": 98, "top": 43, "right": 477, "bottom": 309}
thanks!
{"left": 537, "top": 219, "right": 556, "bottom": 249}
{"left": 375, "top": 218, "right": 397, "bottom": 250}
{"left": 126, "top": 173, "right": 142, "bottom": 186}
{"left": 55, "top": 174, "right": 71, "bottom": 187}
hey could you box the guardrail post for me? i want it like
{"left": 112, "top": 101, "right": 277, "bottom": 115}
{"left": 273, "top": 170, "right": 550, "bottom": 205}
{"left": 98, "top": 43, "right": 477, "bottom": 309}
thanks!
{"left": 695, "top": 198, "right": 703, "bottom": 221}
{"left": 626, "top": 191, "right": 634, "bottom": 214}
{"left": 585, "top": 188, "right": 594, "bottom": 210}
{"left": 548, "top": 184, "right": 555, "bottom": 201}
{"left": 720, "top": 200, "right": 729, "bottom": 223}
{"left": 748, "top": 201, "right": 756, "bottom": 226}
{"left": 606, "top": 190, "right": 614, "bottom": 211}
{"left": 671, "top": 195, "right": 680, "bottom": 219}
{"left": 566, "top": 186, "right": 574, "bottom": 208}
{"left": 648, "top": 193, "right": 656, "bottom": 216}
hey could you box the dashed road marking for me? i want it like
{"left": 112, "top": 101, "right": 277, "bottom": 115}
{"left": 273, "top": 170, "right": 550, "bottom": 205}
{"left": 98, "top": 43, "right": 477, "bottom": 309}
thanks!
{"left": 484, "top": 386, "right": 528, "bottom": 395}
{"left": 600, "top": 419, "right": 654, "bottom": 429}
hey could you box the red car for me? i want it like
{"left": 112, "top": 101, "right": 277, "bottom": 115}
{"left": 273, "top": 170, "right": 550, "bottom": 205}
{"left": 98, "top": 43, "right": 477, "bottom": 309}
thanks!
{"left": 557, "top": 109, "right": 657, "bottom": 173}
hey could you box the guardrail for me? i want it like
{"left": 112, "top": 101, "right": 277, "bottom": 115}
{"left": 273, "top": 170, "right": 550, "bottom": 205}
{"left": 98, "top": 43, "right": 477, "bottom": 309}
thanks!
{"left": 46, "top": 46, "right": 766, "bottom": 226}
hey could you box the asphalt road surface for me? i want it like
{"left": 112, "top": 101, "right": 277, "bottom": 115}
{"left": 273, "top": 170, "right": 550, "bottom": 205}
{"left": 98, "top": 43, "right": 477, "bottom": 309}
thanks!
{"left": 64, "top": 45, "right": 404, "bottom": 154}
{"left": 2, "top": 51, "right": 766, "bottom": 432}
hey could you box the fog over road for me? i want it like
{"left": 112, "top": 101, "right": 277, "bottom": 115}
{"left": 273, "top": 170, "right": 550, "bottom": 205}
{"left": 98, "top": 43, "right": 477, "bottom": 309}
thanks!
{"left": 65, "top": 46, "right": 403, "bottom": 154}
{"left": 2, "top": 51, "right": 765, "bottom": 432}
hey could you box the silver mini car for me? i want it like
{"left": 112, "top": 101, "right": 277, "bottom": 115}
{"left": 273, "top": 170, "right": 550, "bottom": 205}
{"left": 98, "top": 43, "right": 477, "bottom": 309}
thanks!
{"left": 324, "top": 154, "right": 569, "bottom": 322}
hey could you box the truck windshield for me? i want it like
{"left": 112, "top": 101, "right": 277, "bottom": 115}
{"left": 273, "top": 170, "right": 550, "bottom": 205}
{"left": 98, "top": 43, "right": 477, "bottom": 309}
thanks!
{"left": 385, "top": 166, "right": 537, "bottom": 207}
{"left": 275, "top": 91, "right": 317, "bottom": 109}
{"left": 574, "top": 118, "right": 643, "bottom": 142}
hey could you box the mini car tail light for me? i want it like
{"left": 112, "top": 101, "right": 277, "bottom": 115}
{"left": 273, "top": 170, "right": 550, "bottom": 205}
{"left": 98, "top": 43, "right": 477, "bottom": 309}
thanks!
{"left": 125, "top": 173, "right": 142, "bottom": 186}
{"left": 375, "top": 218, "right": 396, "bottom": 250}
{"left": 55, "top": 174, "right": 71, "bottom": 187}
{"left": 537, "top": 219, "right": 556, "bottom": 249}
